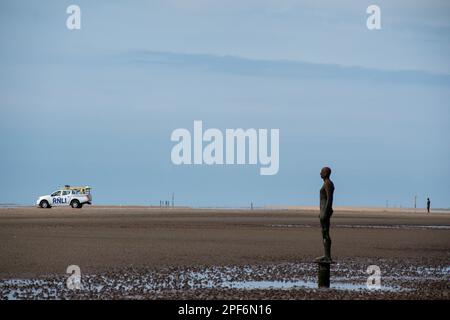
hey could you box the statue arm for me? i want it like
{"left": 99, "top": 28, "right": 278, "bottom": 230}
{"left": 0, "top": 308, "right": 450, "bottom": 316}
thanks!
{"left": 325, "top": 183, "right": 334, "bottom": 213}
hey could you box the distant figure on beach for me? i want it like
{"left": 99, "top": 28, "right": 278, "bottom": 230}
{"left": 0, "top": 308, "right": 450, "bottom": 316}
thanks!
{"left": 316, "top": 167, "right": 335, "bottom": 263}
{"left": 427, "top": 198, "right": 431, "bottom": 213}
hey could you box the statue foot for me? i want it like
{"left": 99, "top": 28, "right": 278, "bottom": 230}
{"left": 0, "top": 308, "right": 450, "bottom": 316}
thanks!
{"left": 314, "top": 256, "right": 325, "bottom": 262}
{"left": 315, "top": 256, "right": 333, "bottom": 263}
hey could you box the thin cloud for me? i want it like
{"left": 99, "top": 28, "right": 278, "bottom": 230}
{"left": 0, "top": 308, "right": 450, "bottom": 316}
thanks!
{"left": 126, "top": 50, "right": 450, "bottom": 86}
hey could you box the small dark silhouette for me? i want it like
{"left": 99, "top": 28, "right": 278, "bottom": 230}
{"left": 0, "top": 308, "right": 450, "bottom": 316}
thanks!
{"left": 315, "top": 167, "right": 335, "bottom": 263}
{"left": 427, "top": 198, "right": 431, "bottom": 213}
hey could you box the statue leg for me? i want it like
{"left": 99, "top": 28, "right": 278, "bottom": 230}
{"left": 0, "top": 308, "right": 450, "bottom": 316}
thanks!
{"left": 321, "top": 216, "right": 332, "bottom": 261}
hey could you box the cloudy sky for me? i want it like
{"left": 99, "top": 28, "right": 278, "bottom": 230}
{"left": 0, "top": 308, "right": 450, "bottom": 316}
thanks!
{"left": 1, "top": 0, "right": 449, "bottom": 207}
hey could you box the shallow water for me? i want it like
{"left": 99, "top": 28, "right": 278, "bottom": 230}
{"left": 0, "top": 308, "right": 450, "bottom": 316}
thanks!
{"left": 222, "top": 279, "right": 403, "bottom": 292}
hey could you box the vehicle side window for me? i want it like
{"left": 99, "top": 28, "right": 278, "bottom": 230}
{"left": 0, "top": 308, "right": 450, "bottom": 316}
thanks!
{"left": 62, "top": 190, "right": 71, "bottom": 195}
{"left": 51, "top": 191, "right": 61, "bottom": 197}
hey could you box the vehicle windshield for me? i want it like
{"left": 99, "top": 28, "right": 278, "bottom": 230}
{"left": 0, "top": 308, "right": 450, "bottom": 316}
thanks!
{"left": 51, "top": 191, "right": 61, "bottom": 197}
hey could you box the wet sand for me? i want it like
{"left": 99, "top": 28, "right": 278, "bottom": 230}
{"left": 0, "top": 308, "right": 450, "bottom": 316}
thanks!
{"left": 0, "top": 206, "right": 448, "bottom": 299}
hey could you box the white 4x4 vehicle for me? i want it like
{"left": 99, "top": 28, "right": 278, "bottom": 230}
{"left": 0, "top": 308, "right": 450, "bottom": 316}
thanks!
{"left": 36, "top": 186, "right": 92, "bottom": 209}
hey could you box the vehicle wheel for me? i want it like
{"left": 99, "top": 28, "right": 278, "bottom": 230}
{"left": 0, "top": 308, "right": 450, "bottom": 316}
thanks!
{"left": 39, "top": 200, "right": 50, "bottom": 208}
{"left": 71, "top": 200, "right": 81, "bottom": 209}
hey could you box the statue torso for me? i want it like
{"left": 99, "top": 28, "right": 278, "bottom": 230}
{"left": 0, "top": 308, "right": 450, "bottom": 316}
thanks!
{"left": 320, "top": 179, "right": 334, "bottom": 214}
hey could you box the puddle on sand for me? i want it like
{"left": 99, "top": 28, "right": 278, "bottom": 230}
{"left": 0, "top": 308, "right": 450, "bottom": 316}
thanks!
{"left": 221, "top": 279, "right": 403, "bottom": 292}
{"left": 0, "top": 277, "right": 405, "bottom": 300}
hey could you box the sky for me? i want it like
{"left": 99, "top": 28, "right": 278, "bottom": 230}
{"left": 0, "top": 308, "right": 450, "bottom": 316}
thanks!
{"left": 0, "top": 0, "right": 449, "bottom": 208}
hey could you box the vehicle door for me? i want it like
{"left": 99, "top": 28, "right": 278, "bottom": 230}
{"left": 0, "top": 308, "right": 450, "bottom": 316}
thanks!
{"left": 61, "top": 189, "right": 72, "bottom": 206}
{"left": 50, "top": 190, "right": 63, "bottom": 206}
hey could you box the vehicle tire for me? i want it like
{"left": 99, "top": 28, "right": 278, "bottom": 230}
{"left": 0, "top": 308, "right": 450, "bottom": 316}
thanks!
{"left": 71, "top": 200, "right": 81, "bottom": 209}
{"left": 39, "top": 200, "right": 50, "bottom": 209}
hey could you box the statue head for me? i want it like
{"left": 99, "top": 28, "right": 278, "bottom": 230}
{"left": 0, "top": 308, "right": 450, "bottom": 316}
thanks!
{"left": 320, "top": 167, "right": 331, "bottom": 180}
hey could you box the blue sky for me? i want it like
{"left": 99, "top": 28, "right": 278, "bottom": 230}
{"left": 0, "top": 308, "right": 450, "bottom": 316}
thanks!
{"left": 0, "top": 0, "right": 449, "bottom": 208}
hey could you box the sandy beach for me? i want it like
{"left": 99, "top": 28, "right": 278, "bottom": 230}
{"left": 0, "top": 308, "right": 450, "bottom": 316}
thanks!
{"left": 0, "top": 206, "right": 448, "bottom": 299}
